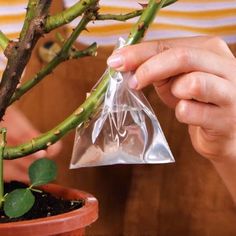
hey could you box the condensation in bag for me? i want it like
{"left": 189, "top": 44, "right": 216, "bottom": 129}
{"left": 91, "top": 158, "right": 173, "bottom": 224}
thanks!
{"left": 70, "top": 69, "right": 174, "bottom": 168}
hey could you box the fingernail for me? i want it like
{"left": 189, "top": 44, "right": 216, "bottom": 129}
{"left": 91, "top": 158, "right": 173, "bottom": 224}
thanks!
{"left": 107, "top": 54, "right": 123, "bottom": 68}
{"left": 128, "top": 75, "right": 138, "bottom": 89}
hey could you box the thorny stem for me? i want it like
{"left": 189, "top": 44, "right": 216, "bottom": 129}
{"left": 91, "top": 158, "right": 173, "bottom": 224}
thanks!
{"left": 126, "top": 0, "right": 168, "bottom": 45}
{"left": 45, "top": 0, "right": 98, "bottom": 33}
{"left": 0, "top": 0, "right": 51, "bottom": 121}
{"left": 0, "top": 128, "right": 6, "bottom": 207}
{"left": 9, "top": 0, "right": 175, "bottom": 104}
{"left": 71, "top": 42, "right": 97, "bottom": 58}
{"left": 96, "top": 9, "right": 143, "bottom": 21}
{"left": 9, "top": 43, "right": 97, "bottom": 104}
{"left": 96, "top": 0, "right": 177, "bottom": 21}
{"left": 60, "top": 16, "right": 91, "bottom": 54}
{"left": 10, "top": 42, "right": 97, "bottom": 105}
{"left": 3, "top": 0, "right": 171, "bottom": 160}
{"left": 19, "top": 0, "right": 38, "bottom": 40}
{"left": 9, "top": 6, "right": 140, "bottom": 104}
{"left": 8, "top": 1, "right": 98, "bottom": 105}
{"left": 10, "top": 2, "right": 99, "bottom": 104}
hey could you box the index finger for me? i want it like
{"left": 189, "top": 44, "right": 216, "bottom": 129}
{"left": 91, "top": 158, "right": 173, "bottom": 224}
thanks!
{"left": 107, "top": 36, "right": 234, "bottom": 71}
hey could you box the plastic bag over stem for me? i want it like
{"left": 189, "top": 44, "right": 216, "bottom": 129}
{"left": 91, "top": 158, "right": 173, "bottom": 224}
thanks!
{"left": 70, "top": 38, "right": 174, "bottom": 168}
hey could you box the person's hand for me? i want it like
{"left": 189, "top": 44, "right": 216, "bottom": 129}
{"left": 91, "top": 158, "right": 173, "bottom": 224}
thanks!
{"left": 107, "top": 36, "right": 236, "bottom": 163}
{"left": 2, "top": 106, "right": 62, "bottom": 182}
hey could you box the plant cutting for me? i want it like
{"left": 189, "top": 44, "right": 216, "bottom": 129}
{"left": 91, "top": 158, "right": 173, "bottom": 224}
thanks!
{"left": 0, "top": 0, "right": 177, "bottom": 235}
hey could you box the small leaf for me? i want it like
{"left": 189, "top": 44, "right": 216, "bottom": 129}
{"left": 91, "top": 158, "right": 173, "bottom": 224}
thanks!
{"left": 4, "top": 188, "right": 35, "bottom": 218}
{"left": 29, "top": 158, "right": 57, "bottom": 187}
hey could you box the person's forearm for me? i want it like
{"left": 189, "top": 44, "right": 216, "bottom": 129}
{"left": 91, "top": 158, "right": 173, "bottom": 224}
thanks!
{"left": 212, "top": 157, "right": 236, "bottom": 204}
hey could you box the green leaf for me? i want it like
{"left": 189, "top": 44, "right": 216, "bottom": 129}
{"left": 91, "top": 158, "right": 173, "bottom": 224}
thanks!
{"left": 4, "top": 188, "right": 35, "bottom": 218}
{"left": 29, "top": 158, "right": 57, "bottom": 187}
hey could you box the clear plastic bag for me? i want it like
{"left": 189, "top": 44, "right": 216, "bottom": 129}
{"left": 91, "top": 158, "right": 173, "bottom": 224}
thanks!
{"left": 70, "top": 39, "right": 174, "bottom": 168}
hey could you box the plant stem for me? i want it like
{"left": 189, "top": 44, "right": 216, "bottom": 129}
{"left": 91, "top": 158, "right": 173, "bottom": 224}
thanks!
{"left": 19, "top": 0, "right": 38, "bottom": 41}
{"left": 10, "top": 0, "right": 174, "bottom": 104}
{"left": 0, "top": 31, "right": 9, "bottom": 51}
{"left": 4, "top": 75, "right": 109, "bottom": 159}
{"left": 60, "top": 17, "right": 91, "bottom": 55}
{"left": 0, "top": 128, "right": 6, "bottom": 208}
{"left": 126, "top": 0, "right": 168, "bottom": 45}
{"left": 96, "top": 10, "right": 143, "bottom": 21}
{"left": 10, "top": 42, "right": 97, "bottom": 105}
{"left": 9, "top": 41, "right": 97, "bottom": 104}
{"left": 45, "top": 0, "right": 177, "bottom": 32}
{"left": 0, "top": 0, "right": 51, "bottom": 121}
{"left": 71, "top": 42, "right": 97, "bottom": 58}
{"left": 3, "top": 0, "right": 172, "bottom": 160}
{"left": 45, "top": 0, "right": 98, "bottom": 33}
{"left": 29, "top": 188, "right": 42, "bottom": 193}
{"left": 96, "top": 0, "right": 177, "bottom": 21}
{"left": 9, "top": 1, "right": 99, "bottom": 104}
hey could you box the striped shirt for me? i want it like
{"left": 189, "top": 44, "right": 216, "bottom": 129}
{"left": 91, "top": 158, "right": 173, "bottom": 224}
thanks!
{"left": 65, "top": 0, "right": 236, "bottom": 45}
{"left": 0, "top": 0, "right": 235, "bottom": 72}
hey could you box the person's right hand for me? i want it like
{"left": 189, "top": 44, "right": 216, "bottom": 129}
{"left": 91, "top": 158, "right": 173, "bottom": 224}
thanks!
{"left": 107, "top": 36, "right": 236, "bottom": 163}
{"left": 2, "top": 106, "right": 62, "bottom": 182}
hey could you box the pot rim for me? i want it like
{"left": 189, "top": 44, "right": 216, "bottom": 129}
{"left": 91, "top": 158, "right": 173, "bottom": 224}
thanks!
{"left": 0, "top": 183, "right": 98, "bottom": 236}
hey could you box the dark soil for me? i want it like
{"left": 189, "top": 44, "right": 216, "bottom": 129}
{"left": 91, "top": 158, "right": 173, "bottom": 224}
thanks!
{"left": 0, "top": 181, "right": 84, "bottom": 223}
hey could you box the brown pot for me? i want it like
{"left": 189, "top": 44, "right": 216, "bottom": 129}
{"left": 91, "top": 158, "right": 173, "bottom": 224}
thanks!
{"left": 0, "top": 184, "right": 98, "bottom": 236}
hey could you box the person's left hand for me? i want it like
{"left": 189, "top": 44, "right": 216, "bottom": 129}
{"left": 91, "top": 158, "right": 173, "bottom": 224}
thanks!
{"left": 2, "top": 106, "right": 62, "bottom": 182}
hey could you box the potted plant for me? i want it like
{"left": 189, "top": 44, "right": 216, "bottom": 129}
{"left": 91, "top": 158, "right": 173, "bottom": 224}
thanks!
{"left": 0, "top": 0, "right": 176, "bottom": 235}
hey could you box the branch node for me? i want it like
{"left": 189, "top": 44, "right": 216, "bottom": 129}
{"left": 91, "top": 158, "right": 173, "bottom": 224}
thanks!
{"left": 4, "top": 41, "right": 16, "bottom": 58}
{"left": 54, "top": 130, "right": 61, "bottom": 135}
{"left": 46, "top": 142, "right": 52, "bottom": 147}
{"left": 138, "top": 21, "right": 145, "bottom": 31}
{"left": 25, "top": 43, "right": 31, "bottom": 49}
{"left": 75, "top": 107, "right": 84, "bottom": 116}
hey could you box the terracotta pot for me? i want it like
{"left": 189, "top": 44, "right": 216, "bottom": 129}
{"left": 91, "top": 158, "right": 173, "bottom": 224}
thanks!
{"left": 0, "top": 184, "right": 98, "bottom": 236}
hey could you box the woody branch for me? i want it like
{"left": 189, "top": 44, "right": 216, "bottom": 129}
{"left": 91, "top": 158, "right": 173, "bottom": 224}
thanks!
{"left": 3, "top": 0, "right": 171, "bottom": 159}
